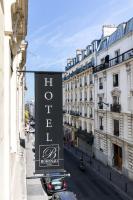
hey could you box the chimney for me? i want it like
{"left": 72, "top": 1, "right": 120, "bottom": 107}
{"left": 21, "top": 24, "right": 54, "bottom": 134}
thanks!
{"left": 102, "top": 25, "right": 117, "bottom": 38}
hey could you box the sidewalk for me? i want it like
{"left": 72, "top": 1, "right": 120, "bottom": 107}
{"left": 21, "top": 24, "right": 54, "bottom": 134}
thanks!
{"left": 26, "top": 133, "right": 48, "bottom": 200}
{"left": 11, "top": 142, "right": 27, "bottom": 200}
{"left": 65, "top": 145, "right": 133, "bottom": 200}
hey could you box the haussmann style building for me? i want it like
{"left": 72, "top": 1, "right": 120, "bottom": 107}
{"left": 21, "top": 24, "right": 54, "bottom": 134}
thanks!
{"left": 63, "top": 17, "right": 133, "bottom": 180}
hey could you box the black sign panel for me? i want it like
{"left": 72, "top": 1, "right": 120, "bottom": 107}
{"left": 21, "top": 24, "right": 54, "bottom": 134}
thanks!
{"left": 35, "top": 72, "right": 64, "bottom": 174}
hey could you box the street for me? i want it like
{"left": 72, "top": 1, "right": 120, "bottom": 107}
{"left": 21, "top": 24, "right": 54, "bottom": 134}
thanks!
{"left": 64, "top": 149, "right": 127, "bottom": 200}
{"left": 26, "top": 133, "right": 128, "bottom": 200}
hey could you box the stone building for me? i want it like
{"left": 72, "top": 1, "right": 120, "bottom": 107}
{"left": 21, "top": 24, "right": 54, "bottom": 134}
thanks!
{"left": 94, "top": 18, "right": 133, "bottom": 179}
{"left": 63, "top": 17, "right": 133, "bottom": 179}
{"left": 0, "top": 1, "right": 28, "bottom": 199}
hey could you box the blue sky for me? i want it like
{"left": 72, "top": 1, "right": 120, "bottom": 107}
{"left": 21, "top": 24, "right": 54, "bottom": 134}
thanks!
{"left": 26, "top": 0, "right": 133, "bottom": 101}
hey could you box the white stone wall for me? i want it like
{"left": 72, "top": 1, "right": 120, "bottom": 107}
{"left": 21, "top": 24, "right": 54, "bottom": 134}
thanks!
{"left": 0, "top": 1, "right": 28, "bottom": 200}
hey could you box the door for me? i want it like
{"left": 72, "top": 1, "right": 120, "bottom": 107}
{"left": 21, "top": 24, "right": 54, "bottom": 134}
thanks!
{"left": 113, "top": 144, "right": 122, "bottom": 170}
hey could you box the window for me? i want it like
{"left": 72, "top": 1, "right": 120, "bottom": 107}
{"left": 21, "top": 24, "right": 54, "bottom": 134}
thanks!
{"left": 101, "top": 58, "right": 105, "bottom": 64}
{"left": 99, "top": 77, "right": 103, "bottom": 89}
{"left": 90, "top": 108, "right": 93, "bottom": 118}
{"left": 99, "top": 97, "right": 103, "bottom": 109}
{"left": 125, "top": 18, "right": 133, "bottom": 34}
{"left": 89, "top": 74, "right": 93, "bottom": 84}
{"left": 115, "top": 50, "right": 120, "bottom": 64}
{"left": 113, "top": 96, "right": 119, "bottom": 104}
{"left": 85, "top": 91, "right": 87, "bottom": 101}
{"left": 80, "top": 91, "right": 82, "bottom": 101}
{"left": 113, "top": 73, "right": 119, "bottom": 87}
{"left": 84, "top": 76, "right": 87, "bottom": 85}
{"left": 99, "top": 116, "right": 103, "bottom": 130}
{"left": 114, "top": 119, "right": 119, "bottom": 136}
{"left": 90, "top": 90, "right": 93, "bottom": 101}
{"left": 80, "top": 77, "right": 82, "bottom": 87}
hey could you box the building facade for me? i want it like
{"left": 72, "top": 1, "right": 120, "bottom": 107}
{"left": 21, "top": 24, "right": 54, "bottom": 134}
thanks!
{"left": 0, "top": 1, "right": 28, "bottom": 200}
{"left": 63, "top": 17, "right": 133, "bottom": 179}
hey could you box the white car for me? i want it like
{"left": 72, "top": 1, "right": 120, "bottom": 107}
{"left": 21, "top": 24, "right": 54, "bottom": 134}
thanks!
{"left": 29, "top": 128, "right": 35, "bottom": 133}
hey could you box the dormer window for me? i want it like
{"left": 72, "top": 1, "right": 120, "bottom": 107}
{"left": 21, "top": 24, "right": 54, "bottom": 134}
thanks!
{"left": 113, "top": 73, "right": 119, "bottom": 87}
{"left": 101, "top": 58, "right": 105, "bottom": 64}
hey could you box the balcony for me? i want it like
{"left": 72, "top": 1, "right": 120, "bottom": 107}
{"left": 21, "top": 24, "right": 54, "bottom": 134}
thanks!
{"left": 99, "top": 83, "right": 103, "bottom": 89}
{"left": 89, "top": 114, "right": 93, "bottom": 118}
{"left": 79, "top": 112, "right": 82, "bottom": 116}
{"left": 113, "top": 81, "right": 119, "bottom": 87}
{"left": 70, "top": 111, "right": 80, "bottom": 116}
{"left": 110, "top": 104, "right": 121, "bottom": 113}
{"left": 93, "top": 48, "right": 133, "bottom": 73}
{"left": 98, "top": 103, "right": 103, "bottom": 109}
{"left": 63, "top": 110, "right": 67, "bottom": 113}
{"left": 85, "top": 97, "right": 87, "bottom": 101}
{"left": 64, "top": 62, "right": 93, "bottom": 81}
{"left": 76, "top": 129, "right": 94, "bottom": 145}
{"left": 85, "top": 82, "right": 87, "bottom": 86}
{"left": 114, "top": 130, "right": 119, "bottom": 136}
{"left": 64, "top": 122, "right": 72, "bottom": 126}
{"left": 89, "top": 80, "right": 93, "bottom": 85}
{"left": 100, "top": 125, "right": 103, "bottom": 130}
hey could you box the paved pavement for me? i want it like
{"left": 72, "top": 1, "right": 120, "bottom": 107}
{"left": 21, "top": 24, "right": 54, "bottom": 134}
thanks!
{"left": 26, "top": 133, "right": 48, "bottom": 200}
{"left": 11, "top": 144, "right": 27, "bottom": 200}
{"left": 65, "top": 145, "right": 133, "bottom": 200}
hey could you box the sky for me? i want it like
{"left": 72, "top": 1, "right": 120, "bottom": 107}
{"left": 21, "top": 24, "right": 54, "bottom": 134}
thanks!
{"left": 26, "top": 0, "right": 133, "bottom": 101}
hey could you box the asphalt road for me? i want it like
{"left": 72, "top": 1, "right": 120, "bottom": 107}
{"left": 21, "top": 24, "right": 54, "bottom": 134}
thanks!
{"left": 64, "top": 149, "right": 127, "bottom": 200}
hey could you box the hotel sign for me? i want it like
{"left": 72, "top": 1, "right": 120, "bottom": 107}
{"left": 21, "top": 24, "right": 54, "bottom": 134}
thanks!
{"left": 35, "top": 72, "right": 64, "bottom": 174}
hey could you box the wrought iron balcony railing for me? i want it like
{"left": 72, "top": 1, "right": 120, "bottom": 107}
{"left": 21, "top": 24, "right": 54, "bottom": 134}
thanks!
{"left": 76, "top": 129, "right": 94, "bottom": 145}
{"left": 114, "top": 131, "right": 119, "bottom": 136}
{"left": 99, "top": 83, "right": 103, "bottom": 89}
{"left": 89, "top": 80, "right": 93, "bottom": 85}
{"left": 98, "top": 104, "right": 103, "bottom": 109}
{"left": 100, "top": 125, "right": 103, "bottom": 130}
{"left": 93, "top": 48, "right": 133, "bottom": 73}
{"left": 110, "top": 104, "right": 121, "bottom": 113}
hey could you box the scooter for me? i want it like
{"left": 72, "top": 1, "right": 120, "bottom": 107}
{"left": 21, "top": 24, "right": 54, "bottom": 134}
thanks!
{"left": 79, "top": 161, "right": 86, "bottom": 171}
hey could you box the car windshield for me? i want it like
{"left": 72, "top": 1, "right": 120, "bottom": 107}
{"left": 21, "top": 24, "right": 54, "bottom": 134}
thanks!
{"left": 51, "top": 178, "right": 63, "bottom": 185}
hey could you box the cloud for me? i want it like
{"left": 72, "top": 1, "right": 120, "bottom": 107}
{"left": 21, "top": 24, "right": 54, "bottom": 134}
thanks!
{"left": 27, "top": 0, "right": 133, "bottom": 73}
{"left": 29, "top": 16, "right": 64, "bottom": 39}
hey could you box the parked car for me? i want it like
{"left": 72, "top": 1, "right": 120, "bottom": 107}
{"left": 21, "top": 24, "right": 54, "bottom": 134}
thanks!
{"left": 51, "top": 191, "right": 78, "bottom": 200}
{"left": 29, "top": 127, "right": 35, "bottom": 133}
{"left": 30, "top": 120, "right": 35, "bottom": 126}
{"left": 41, "top": 173, "right": 67, "bottom": 195}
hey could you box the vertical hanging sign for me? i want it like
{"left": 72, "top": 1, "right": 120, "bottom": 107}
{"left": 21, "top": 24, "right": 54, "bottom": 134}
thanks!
{"left": 35, "top": 72, "right": 64, "bottom": 174}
